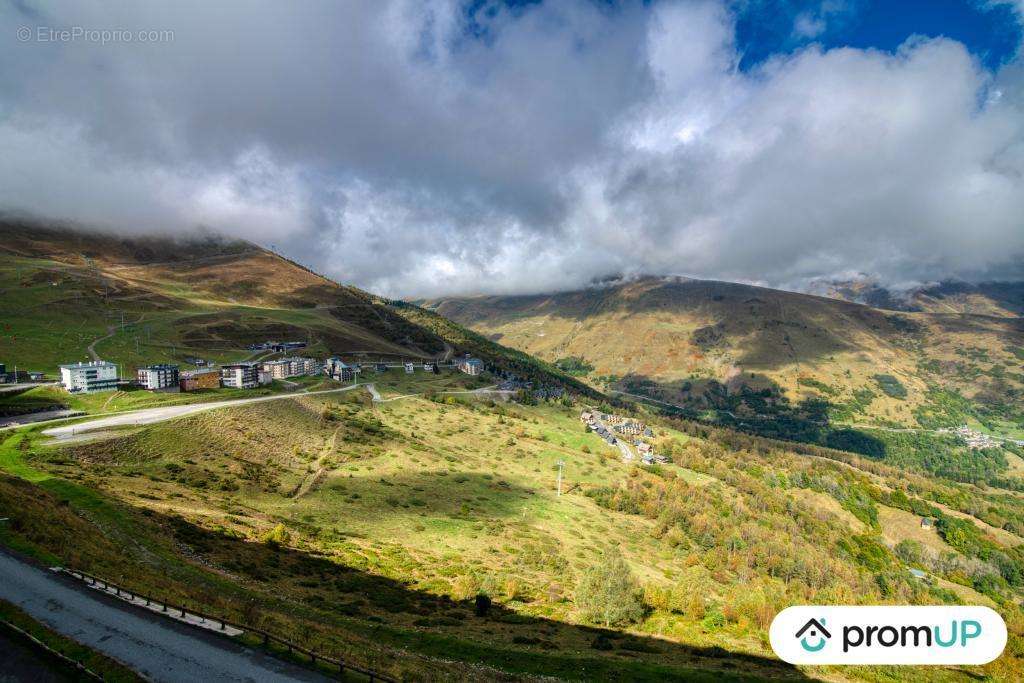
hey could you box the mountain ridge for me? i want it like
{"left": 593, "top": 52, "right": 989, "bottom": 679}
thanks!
{"left": 427, "top": 275, "right": 1024, "bottom": 436}
{"left": 0, "top": 219, "right": 591, "bottom": 394}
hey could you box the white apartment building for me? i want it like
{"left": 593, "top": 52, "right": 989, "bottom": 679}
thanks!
{"left": 221, "top": 362, "right": 260, "bottom": 389}
{"left": 137, "top": 364, "right": 180, "bottom": 391}
{"left": 60, "top": 361, "right": 118, "bottom": 393}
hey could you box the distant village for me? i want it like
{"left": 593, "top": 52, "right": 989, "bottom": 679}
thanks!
{"left": 0, "top": 341, "right": 485, "bottom": 395}
{"left": 938, "top": 425, "right": 1024, "bottom": 449}
{"left": 580, "top": 409, "right": 669, "bottom": 466}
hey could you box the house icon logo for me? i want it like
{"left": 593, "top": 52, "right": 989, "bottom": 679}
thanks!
{"left": 795, "top": 618, "right": 831, "bottom": 652}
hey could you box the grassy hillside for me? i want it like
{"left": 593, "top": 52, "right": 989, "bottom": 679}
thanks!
{"left": 427, "top": 276, "right": 1024, "bottom": 480}
{"left": 3, "top": 223, "right": 1023, "bottom": 679}
{"left": 1, "top": 370, "right": 1023, "bottom": 680}
{"left": 0, "top": 220, "right": 584, "bottom": 393}
{"left": 824, "top": 279, "right": 1024, "bottom": 318}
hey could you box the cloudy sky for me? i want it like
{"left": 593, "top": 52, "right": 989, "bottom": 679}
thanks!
{"left": 1, "top": 0, "right": 1023, "bottom": 297}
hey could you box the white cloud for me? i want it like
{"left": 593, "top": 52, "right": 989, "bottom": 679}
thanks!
{"left": 793, "top": 12, "right": 827, "bottom": 39}
{"left": 0, "top": 0, "right": 1021, "bottom": 297}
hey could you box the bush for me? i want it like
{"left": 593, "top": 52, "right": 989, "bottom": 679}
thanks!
{"left": 575, "top": 553, "right": 645, "bottom": 626}
{"left": 554, "top": 356, "right": 595, "bottom": 376}
{"left": 259, "top": 523, "right": 291, "bottom": 548}
{"left": 701, "top": 606, "right": 726, "bottom": 632}
{"left": 474, "top": 593, "right": 492, "bottom": 617}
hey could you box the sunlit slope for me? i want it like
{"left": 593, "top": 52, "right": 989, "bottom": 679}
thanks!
{"left": 429, "top": 276, "right": 1024, "bottom": 430}
{"left": 18, "top": 370, "right": 1020, "bottom": 680}
{"left": 6, "top": 370, "right": 1015, "bottom": 679}
{"left": 0, "top": 221, "right": 442, "bottom": 370}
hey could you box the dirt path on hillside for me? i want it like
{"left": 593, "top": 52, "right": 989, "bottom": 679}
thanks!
{"left": 86, "top": 314, "right": 146, "bottom": 361}
{"left": 293, "top": 425, "right": 342, "bottom": 499}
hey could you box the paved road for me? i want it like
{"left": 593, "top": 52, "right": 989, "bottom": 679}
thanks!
{"left": 2, "top": 409, "right": 82, "bottom": 428}
{"left": 42, "top": 384, "right": 365, "bottom": 442}
{"left": 0, "top": 551, "right": 327, "bottom": 682}
{"left": 0, "top": 627, "right": 78, "bottom": 682}
{"left": 0, "top": 383, "right": 57, "bottom": 395}
{"left": 590, "top": 413, "right": 635, "bottom": 462}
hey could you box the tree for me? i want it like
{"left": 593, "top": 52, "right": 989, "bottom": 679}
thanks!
{"left": 575, "top": 553, "right": 645, "bottom": 626}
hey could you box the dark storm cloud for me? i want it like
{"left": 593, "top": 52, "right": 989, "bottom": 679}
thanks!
{"left": 0, "top": 0, "right": 1022, "bottom": 297}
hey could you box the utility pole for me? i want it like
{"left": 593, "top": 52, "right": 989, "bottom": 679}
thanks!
{"left": 556, "top": 460, "right": 565, "bottom": 497}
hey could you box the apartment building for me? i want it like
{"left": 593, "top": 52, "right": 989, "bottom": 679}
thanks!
{"left": 137, "top": 364, "right": 180, "bottom": 391}
{"left": 60, "top": 361, "right": 118, "bottom": 393}
{"left": 221, "top": 362, "right": 260, "bottom": 389}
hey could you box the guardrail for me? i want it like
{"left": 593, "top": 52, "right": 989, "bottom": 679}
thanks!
{"left": 59, "top": 567, "right": 395, "bottom": 682}
{"left": 0, "top": 615, "right": 104, "bottom": 681}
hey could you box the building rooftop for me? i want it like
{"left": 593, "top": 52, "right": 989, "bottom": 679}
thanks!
{"left": 60, "top": 360, "right": 116, "bottom": 369}
{"left": 181, "top": 368, "right": 218, "bottom": 377}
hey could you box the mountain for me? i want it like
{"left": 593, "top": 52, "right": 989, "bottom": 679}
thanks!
{"left": 427, "top": 276, "right": 1024, "bottom": 440}
{"left": 817, "top": 278, "right": 1024, "bottom": 318}
{"left": 0, "top": 219, "right": 588, "bottom": 393}
{"left": 4, "top": 225, "right": 1024, "bottom": 681}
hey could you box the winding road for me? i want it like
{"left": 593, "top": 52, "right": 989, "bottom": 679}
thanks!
{"left": 0, "top": 550, "right": 327, "bottom": 682}
{"left": 42, "top": 384, "right": 366, "bottom": 443}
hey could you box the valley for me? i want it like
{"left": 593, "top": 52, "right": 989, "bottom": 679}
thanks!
{"left": 428, "top": 276, "right": 1024, "bottom": 485}
{"left": 1, "top": 226, "right": 1023, "bottom": 681}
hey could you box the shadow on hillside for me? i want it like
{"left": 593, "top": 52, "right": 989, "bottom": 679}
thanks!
{"left": 145, "top": 510, "right": 809, "bottom": 681}
{"left": 615, "top": 372, "right": 887, "bottom": 460}
{"left": 453, "top": 278, "right": 928, "bottom": 372}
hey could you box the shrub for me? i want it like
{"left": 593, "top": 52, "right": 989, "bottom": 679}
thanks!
{"left": 474, "top": 593, "right": 492, "bottom": 617}
{"left": 575, "top": 553, "right": 645, "bottom": 627}
{"left": 701, "top": 606, "right": 726, "bottom": 632}
{"left": 451, "top": 574, "right": 481, "bottom": 601}
{"left": 259, "top": 523, "right": 291, "bottom": 548}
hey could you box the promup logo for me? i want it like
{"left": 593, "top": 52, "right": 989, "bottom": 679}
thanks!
{"left": 770, "top": 606, "right": 1006, "bottom": 665}
{"left": 795, "top": 618, "right": 830, "bottom": 652}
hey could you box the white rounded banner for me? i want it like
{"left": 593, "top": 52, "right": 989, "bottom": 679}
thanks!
{"left": 769, "top": 605, "right": 1006, "bottom": 665}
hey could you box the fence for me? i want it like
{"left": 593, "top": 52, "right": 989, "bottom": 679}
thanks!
{"left": 59, "top": 567, "right": 395, "bottom": 682}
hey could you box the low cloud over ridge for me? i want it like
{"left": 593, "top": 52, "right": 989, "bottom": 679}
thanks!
{"left": 1, "top": 0, "right": 1022, "bottom": 297}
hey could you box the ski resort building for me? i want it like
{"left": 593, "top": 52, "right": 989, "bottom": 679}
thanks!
{"left": 60, "top": 361, "right": 118, "bottom": 393}
{"left": 457, "top": 357, "right": 483, "bottom": 376}
{"left": 179, "top": 368, "right": 221, "bottom": 392}
{"left": 137, "top": 364, "right": 180, "bottom": 391}
{"left": 221, "top": 362, "right": 260, "bottom": 389}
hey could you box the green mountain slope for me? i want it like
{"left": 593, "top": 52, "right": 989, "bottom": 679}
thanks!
{"left": 0, "top": 220, "right": 584, "bottom": 393}
{"left": 2, "top": 224, "right": 1024, "bottom": 680}
{"left": 4, "top": 369, "right": 1024, "bottom": 680}
{"left": 428, "top": 276, "right": 1024, "bottom": 484}
{"left": 428, "top": 276, "right": 1024, "bottom": 434}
